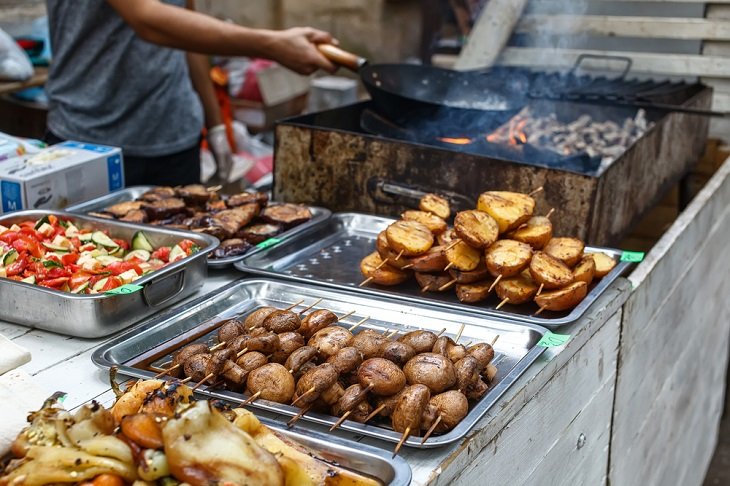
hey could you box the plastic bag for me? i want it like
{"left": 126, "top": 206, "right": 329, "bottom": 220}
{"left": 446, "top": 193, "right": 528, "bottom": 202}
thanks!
{"left": 0, "top": 28, "right": 33, "bottom": 81}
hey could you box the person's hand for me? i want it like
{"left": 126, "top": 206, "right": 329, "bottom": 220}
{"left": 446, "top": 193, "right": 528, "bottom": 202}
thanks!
{"left": 266, "top": 27, "right": 338, "bottom": 75}
{"left": 207, "top": 124, "right": 234, "bottom": 182}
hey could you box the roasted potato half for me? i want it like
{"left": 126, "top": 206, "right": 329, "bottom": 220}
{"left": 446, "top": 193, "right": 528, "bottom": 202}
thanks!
{"left": 402, "top": 210, "right": 448, "bottom": 235}
{"left": 543, "top": 237, "right": 585, "bottom": 267}
{"left": 419, "top": 193, "right": 451, "bottom": 220}
{"left": 437, "top": 228, "right": 458, "bottom": 247}
{"left": 445, "top": 239, "right": 482, "bottom": 272}
{"left": 455, "top": 281, "right": 494, "bottom": 303}
{"left": 454, "top": 210, "right": 499, "bottom": 249}
{"left": 507, "top": 216, "right": 553, "bottom": 250}
{"left": 485, "top": 239, "right": 533, "bottom": 278}
{"left": 590, "top": 252, "right": 617, "bottom": 278}
{"left": 573, "top": 255, "right": 596, "bottom": 284}
{"left": 495, "top": 274, "right": 539, "bottom": 305}
{"left": 477, "top": 191, "right": 535, "bottom": 234}
{"left": 449, "top": 259, "right": 490, "bottom": 284}
{"left": 415, "top": 272, "right": 455, "bottom": 293}
{"left": 534, "top": 281, "right": 588, "bottom": 311}
{"left": 360, "top": 252, "right": 411, "bottom": 286}
{"left": 409, "top": 246, "right": 448, "bottom": 273}
{"left": 385, "top": 220, "right": 434, "bottom": 257}
{"left": 376, "top": 231, "right": 413, "bottom": 270}
{"left": 529, "top": 251, "right": 575, "bottom": 289}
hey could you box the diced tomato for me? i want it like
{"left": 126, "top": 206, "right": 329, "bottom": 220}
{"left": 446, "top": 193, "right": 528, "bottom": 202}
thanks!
{"left": 19, "top": 227, "right": 41, "bottom": 240}
{"left": 45, "top": 253, "right": 62, "bottom": 265}
{"left": 47, "top": 267, "right": 71, "bottom": 279}
{"left": 151, "top": 246, "right": 171, "bottom": 262}
{"left": 178, "top": 239, "right": 197, "bottom": 254}
{"left": 48, "top": 215, "right": 58, "bottom": 226}
{"left": 6, "top": 256, "right": 28, "bottom": 276}
{"left": 61, "top": 253, "right": 79, "bottom": 266}
{"left": 70, "top": 272, "right": 92, "bottom": 288}
{"left": 106, "top": 261, "right": 142, "bottom": 276}
{"left": 100, "top": 276, "right": 123, "bottom": 292}
{"left": 0, "top": 231, "right": 19, "bottom": 244}
{"left": 12, "top": 237, "right": 43, "bottom": 259}
{"left": 70, "top": 236, "right": 81, "bottom": 249}
{"left": 112, "top": 238, "right": 130, "bottom": 250}
{"left": 39, "top": 277, "right": 70, "bottom": 288}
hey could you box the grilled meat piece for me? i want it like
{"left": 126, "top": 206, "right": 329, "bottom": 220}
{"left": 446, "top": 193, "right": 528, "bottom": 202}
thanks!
{"left": 238, "top": 223, "right": 282, "bottom": 244}
{"left": 212, "top": 239, "right": 252, "bottom": 259}
{"left": 260, "top": 204, "right": 312, "bottom": 228}
{"left": 213, "top": 204, "right": 260, "bottom": 236}
{"left": 140, "top": 186, "right": 176, "bottom": 202}
{"left": 176, "top": 184, "right": 211, "bottom": 206}
{"left": 143, "top": 197, "right": 186, "bottom": 220}
{"left": 227, "top": 191, "right": 269, "bottom": 208}
{"left": 87, "top": 211, "right": 114, "bottom": 219}
{"left": 119, "top": 209, "right": 148, "bottom": 224}
{"left": 206, "top": 199, "right": 228, "bottom": 213}
{"left": 105, "top": 200, "right": 145, "bottom": 218}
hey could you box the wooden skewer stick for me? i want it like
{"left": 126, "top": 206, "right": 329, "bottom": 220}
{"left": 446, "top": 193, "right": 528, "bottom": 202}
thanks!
{"left": 444, "top": 239, "right": 461, "bottom": 252}
{"left": 488, "top": 275, "right": 502, "bottom": 293}
{"left": 363, "top": 403, "right": 386, "bottom": 423}
{"left": 402, "top": 263, "right": 414, "bottom": 270}
{"left": 491, "top": 335, "right": 500, "bottom": 346}
{"left": 349, "top": 382, "right": 375, "bottom": 405}
{"left": 291, "top": 387, "right": 316, "bottom": 407}
{"left": 444, "top": 262, "right": 455, "bottom": 272}
{"left": 545, "top": 208, "right": 555, "bottom": 220}
{"left": 285, "top": 299, "right": 306, "bottom": 311}
{"left": 420, "top": 284, "right": 432, "bottom": 293}
{"left": 206, "top": 185, "right": 223, "bottom": 193}
{"left": 210, "top": 342, "right": 227, "bottom": 351}
{"left": 386, "top": 329, "right": 400, "bottom": 339}
{"left": 438, "top": 278, "right": 457, "bottom": 292}
{"left": 495, "top": 297, "right": 510, "bottom": 310}
{"left": 374, "top": 259, "right": 390, "bottom": 271}
{"left": 534, "top": 306, "right": 547, "bottom": 317}
{"left": 436, "top": 328, "right": 447, "bottom": 337}
{"left": 235, "top": 347, "right": 249, "bottom": 358}
{"left": 394, "top": 250, "right": 404, "bottom": 261}
{"left": 455, "top": 323, "right": 466, "bottom": 343}
{"left": 421, "top": 415, "right": 443, "bottom": 445}
{"left": 287, "top": 404, "right": 312, "bottom": 428}
{"left": 536, "top": 283, "right": 544, "bottom": 296}
{"left": 154, "top": 363, "right": 180, "bottom": 379}
{"left": 348, "top": 316, "right": 370, "bottom": 332}
{"left": 337, "top": 310, "right": 356, "bottom": 322}
{"left": 393, "top": 426, "right": 412, "bottom": 457}
{"left": 529, "top": 186, "right": 544, "bottom": 197}
{"left": 242, "top": 391, "right": 261, "bottom": 406}
{"left": 191, "top": 373, "right": 215, "bottom": 391}
{"left": 297, "top": 298, "right": 323, "bottom": 315}
{"left": 179, "top": 376, "right": 193, "bottom": 384}
{"left": 329, "top": 410, "right": 352, "bottom": 431}
{"left": 463, "top": 340, "right": 473, "bottom": 348}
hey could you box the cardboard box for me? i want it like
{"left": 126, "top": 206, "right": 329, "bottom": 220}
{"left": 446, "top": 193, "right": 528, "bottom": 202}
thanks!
{"left": 0, "top": 141, "right": 124, "bottom": 214}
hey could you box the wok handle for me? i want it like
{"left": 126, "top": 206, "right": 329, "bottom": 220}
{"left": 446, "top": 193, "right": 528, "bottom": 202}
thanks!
{"left": 317, "top": 44, "right": 367, "bottom": 72}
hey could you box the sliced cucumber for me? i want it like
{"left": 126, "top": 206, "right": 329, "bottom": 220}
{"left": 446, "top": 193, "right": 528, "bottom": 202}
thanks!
{"left": 91, "top": 231, "right": 119, "bottom": 249}
{"left": 78, "top": 232, "right": 93, "bottom": 242}
{"left": 42, "top": 242, "right": 70, "bottom": 252}
{"left": 92, "top": 277, "right": 109, "bottom": 292}
{"left": 125, "top": 249, "right": 151, "bottom": 262}
{"left": 51, "top": 235, "right": 71, "bottom": 248}
{"left": 132, "top": 231, "right": 154, "bottom": 252}
{"left": 96, "top": 255, "right": 122, "bottom": 266}
{"left": 20, "top": 275, "right": 36, "bottom": 284}
{"left": 3, "top": 249, "right": 18, "bottom": 266}
{"left": 169, "top": 245, "right": 186, "bottom": 262}
{"left": 108, "top": 246, "right": 126, "bottom": 257}
{"left": 33, "top": 215, "right": 50, "bottom": 230}
{"left": 71, "top": 282, "right": 90, "bottom": 294}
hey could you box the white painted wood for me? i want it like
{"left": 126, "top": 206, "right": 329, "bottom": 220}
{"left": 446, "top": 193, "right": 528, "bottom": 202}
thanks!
{"left": 517, "top": 15, "right": 730, "bottom": 41}
{"left": 611, "top": 156, "right": 730, "bottom": 486}
{"left": 498, "top": 47, "right": 730, "bottom": 77}
{"left": 455, "top": 0, "right": 529, "bottom": 70}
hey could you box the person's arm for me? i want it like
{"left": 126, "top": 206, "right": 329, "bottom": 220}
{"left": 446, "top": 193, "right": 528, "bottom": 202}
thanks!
{"left": 186, "top": 52, "right": 222, "bottom": 129}
{"left": 105, "top": 0, "right": 336, "bottom": 74}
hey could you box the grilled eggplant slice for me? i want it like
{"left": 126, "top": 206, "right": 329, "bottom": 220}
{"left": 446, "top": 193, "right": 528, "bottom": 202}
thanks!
{"left": 140, "top": 186, "right": 176, "bottom": 202}
{"left": 119, "top": 209, "right": 148, "bottom": 224}
{"left": 239, "top": 223, "right": 283, "bottom": 244}
{"left": 212, "top": 239, "right": 252, "bottom": 259}
{"left": 105, "top": 201, "right": 145, "bottom": 218}
{"left": 227, "top": 191, "right": 269, "bottom": 208}
{"left": 176, "top": 184, "right": 212, "bottom": 205}
{"left": 143, "top": 197, "right": 186, "bottom": 220}
{"left": 261, "top": 204, "right": 312, "bottom": 227}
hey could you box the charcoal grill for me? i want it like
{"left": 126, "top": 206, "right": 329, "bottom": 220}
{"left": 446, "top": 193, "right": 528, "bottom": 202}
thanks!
{"left": 273, "top": 67, "right": 711, "bottom": 246}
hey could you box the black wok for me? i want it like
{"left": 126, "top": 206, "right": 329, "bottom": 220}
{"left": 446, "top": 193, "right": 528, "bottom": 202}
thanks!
{"left": 317, "top": 45, "right": 525, "bottom": 131}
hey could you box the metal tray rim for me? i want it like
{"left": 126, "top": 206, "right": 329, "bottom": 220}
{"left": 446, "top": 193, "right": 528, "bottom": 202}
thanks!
{"left": 0, "top": 209, "right": 218, "bottom": 300}
{"left": 234, "top": 211, "right": 632, "bottom": 328}
{"left": 92, "top": 277, "right": 548, "bottom": 449}
{"left": 65, "top": 186, "right": 332, "bottom": 269}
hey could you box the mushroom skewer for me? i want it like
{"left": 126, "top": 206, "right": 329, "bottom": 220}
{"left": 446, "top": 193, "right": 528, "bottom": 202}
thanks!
{"left": 297, "top": 298, "right": 323, "bottom": 315}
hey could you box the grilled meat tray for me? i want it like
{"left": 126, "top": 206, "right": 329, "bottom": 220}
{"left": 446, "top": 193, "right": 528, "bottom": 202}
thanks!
{"left": 65, "top": 186, "right": 331, "bottom": 268}
{"left": 235, "top": 212, "right": 630, "bottom": 328}
{"left": 0, "top": 210, "right": 218, "bottom": 337}
{"left": 93, "top": 278, "right": 547, "bottom": 448}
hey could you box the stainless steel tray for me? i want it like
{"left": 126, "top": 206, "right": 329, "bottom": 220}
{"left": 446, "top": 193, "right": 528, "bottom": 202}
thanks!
{"left": 65, "top": 186, "right": 332, "bottom": 269}
{"left": 234, "top": 212, "right": 631, "bottom": 329}
{"left": 0, "top": 210, "right": 218, "bottom": 338}
{"left": 93, "top": 278, "right": 547, "bottom": 448}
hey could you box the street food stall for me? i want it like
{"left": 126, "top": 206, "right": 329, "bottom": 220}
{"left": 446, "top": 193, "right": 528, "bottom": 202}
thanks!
{"left": 2, "top": 1, "right": 730, "bottom": 485}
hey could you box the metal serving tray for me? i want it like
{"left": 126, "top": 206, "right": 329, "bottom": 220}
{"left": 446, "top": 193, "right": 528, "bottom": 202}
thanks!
{"left": 65, "top": 186, "right": 331, "bottom": 269}
{"left": 93, "top": 278, "right": 547, "bottom": 449}
{"left": 0, "top": 210, "right": 218, "bottom": 338}
{"left": 235, "top": 213, "right": 631, "bottom": 329}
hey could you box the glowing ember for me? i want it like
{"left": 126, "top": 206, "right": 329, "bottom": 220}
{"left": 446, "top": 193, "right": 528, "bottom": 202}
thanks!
{"left": 439, "top": 137, "right": 473, "bottom": 145}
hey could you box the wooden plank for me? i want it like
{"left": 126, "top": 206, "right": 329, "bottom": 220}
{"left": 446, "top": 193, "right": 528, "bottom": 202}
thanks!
{"left": 517, "top": 15, "right": 730, "bottom": 41}
{"left": 445, "top": 312, "right": 619, "bottom": 486}
{"left": 498, "top": 47, "right": 730, "bottom": 77}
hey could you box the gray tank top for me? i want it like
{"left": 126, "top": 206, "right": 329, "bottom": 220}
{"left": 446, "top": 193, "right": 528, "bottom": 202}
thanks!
{"left": 45, "top": 0, "right": 204, "bottom": 157}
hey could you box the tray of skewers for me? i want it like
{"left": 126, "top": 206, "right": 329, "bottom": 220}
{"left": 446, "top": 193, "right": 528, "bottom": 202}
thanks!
{"left": 235, "top": 190, "right": 631, "bottom": 328}
{"left": 92, "top": 278, "right": 548, "bottom": 451}
{"left": 65, "top": 185, "right": 330, "bottom": 268}
{"left": 1, "top": 380, "right": 411, "bottom": 485}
